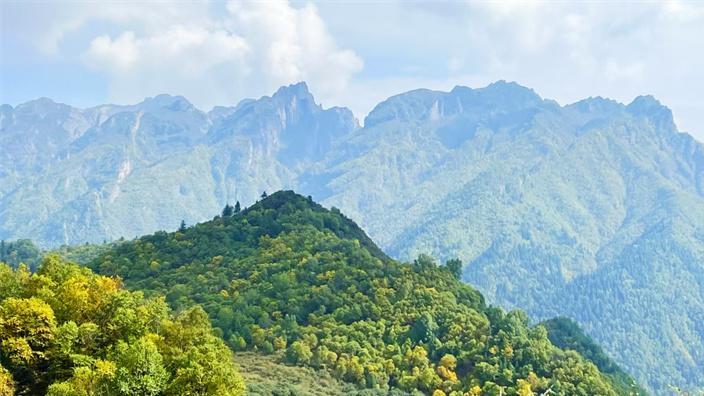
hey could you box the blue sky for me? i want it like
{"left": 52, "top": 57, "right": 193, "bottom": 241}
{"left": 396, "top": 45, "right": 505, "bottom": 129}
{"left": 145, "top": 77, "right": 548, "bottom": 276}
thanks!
{"left": 2, "top": 1, "right": 704, "bottom": 141}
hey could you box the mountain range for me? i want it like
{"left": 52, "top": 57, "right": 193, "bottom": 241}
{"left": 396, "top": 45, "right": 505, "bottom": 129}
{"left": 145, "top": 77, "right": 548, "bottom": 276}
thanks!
{"left": 1, "top": 81, "right": 703, "bottom": 393}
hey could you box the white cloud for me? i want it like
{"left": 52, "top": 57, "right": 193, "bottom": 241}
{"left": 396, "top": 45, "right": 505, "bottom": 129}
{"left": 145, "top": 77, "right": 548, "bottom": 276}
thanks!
{"left": 86, "top": 32, "right": 141, "bottom": 72}
{"left": 6, "top": 0, "right": 362, "bottom": 109}
{"left": 604, "top": 59, "right": 645, "bottom": 83}
{"left": 223, "top": 1, "right": 362, "bottom": 100}
{"left": 79, "top": 0, "right": 362, "bottom": 108}
{"left": 84, "top": 25, "right": 250, "bottom": 76}
{"left": 3, "top": 1, "right": 212, "bottom": 55}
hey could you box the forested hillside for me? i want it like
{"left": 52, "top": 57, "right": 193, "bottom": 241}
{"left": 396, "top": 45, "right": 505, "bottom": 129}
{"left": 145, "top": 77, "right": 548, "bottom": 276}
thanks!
{"left": 4, "top": 81, "right": 702, "bottom": 392}
{"left": 88, "top": 191, "right": 638, "bottom": 395}
{"left": 0, "top": 256, "right": 244, "bottom": 395}
{"left": 0, "top": 240, "right": 41, "bottom": 271}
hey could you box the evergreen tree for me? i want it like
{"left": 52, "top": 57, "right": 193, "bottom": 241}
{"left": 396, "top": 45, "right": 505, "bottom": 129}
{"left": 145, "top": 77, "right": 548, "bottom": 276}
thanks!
{"left": 445, "top": 258, "right": 463, "bottom": 280}
{"left": 234, "top": 201, "right": 241, "bottom": 213}
{"left": 261, "top": 191, "right": 268, "bottom": 199}
{"left": 179, "top": 220, "right": 187, "bottom": 232}
{"left": 414, "top": 254, "right": 437, "bottom": 270}
{"left": 222, "top": 204, "right": 234, "bottom": 218}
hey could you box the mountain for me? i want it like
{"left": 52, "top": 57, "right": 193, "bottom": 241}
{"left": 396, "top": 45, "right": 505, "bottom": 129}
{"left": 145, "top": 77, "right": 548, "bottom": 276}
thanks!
{"left": 302, "top": 82, "right": 704, "bottom": 393}
{"left": 0, "top": 83, "right": 357, "bottom": 246}
{"left": 87, "top": 190, "right": 636, "bottom": 395}
{"left": 2, "top": 82, "right": 703, "bottom": 392}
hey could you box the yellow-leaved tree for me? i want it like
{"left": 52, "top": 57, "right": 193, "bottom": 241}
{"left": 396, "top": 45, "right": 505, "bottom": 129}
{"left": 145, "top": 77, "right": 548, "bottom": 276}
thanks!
{"left": 0, "top": 255, "right": 245, "bottom": 395}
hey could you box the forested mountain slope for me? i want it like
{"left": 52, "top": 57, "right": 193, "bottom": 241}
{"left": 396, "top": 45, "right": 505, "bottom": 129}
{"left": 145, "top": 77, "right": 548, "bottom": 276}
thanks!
{"left": 3, "top": 82, "right": 703, "bottom": 392}
{"left": 0, "top": 83, "right": 356, "bottom": 246}
{"left": 88, "top": 191, "right": 639, "bottom": 395}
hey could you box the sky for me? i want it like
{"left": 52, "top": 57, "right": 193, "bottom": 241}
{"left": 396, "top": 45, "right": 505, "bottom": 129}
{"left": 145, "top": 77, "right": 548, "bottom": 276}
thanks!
{"left": 2, "top": 0, "right": 704, "bottom": 141}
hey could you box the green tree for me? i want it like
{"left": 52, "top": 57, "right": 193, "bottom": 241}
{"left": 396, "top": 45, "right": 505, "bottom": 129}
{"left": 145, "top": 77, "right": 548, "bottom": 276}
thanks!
{"left": 222, "top": 204, "right": 234, "bottom": 218}
{"left": 0, "top": 256, "right": 245, "bottom": 396}
{"left": 109, "top": 337, "right": 169, "bottom": 396}
{"left": 0, "top": 364, "right": 14, "bottom": 396}
{"left": 161, "top": 307, "right": 245, "bottom": 395}
{"left": 0, "top": 240, "right": 42, "bottom": 270}
{"left": 0, "top": 297, "right": 56, "bottom": 357}
{"left": 414, "top": 254, "right": 437, "bottom": 270}
{"left": 286, "top": 341, "right": 313, "bottom": 366}
{"left": 409, "top": 313, "right": 439, "bottom": 344}
{"left": 444, "top": 259, "right": 463, "bottom": 280}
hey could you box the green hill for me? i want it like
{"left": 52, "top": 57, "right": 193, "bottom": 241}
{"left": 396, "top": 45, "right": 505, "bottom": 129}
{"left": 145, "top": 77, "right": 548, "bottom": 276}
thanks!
{"left": 88, "top": 191, "right": 640, "bottom": 395}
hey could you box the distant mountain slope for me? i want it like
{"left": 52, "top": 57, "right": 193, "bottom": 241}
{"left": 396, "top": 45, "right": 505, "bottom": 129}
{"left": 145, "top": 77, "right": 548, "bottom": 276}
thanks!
{"left": 541, "top": 317, "right": 647, "bottom": 395}
{"left": 2, "top": 82, "right": 703, "bottom": 392}
{"left": 88, "top": 191, "right": 634, "bottom": 395}
{"left": 303, "top": 83, "right": 704, "bottom": 393}
{"left": 0, "top": 83, "right": 356, "bottom": 246}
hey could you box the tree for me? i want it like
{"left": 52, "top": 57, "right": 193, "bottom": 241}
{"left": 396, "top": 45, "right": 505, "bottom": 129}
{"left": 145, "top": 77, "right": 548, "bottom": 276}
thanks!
{"left": 0, "top": 240, "right": 42, "bottom": 270}
{"left": 437, "top": 354, "right": 458, "bottom": 382}
{"left": 234, "top": 201, "right": 241, "bottom": 213}
{"left": 0, "top": 364, "right": 14, "bottom": 396}
{"left": 1, "top": 256, "right": 245, "bottom": 396}
{"left": 0, "top": 296, "right": 57, "bottom": 392}
{"left": 109, "top": 338, "right": 169, "bottom": 396}
{"left": 414, "top": 254, "right": 437, "bottom": 270}
{"left": 445, "top": 259, "right": 463, "bottom": 280}
{"left": 286, "top": 341, "right": 312, "bottom": 365}
{"left": 179, "top": 220, "right": 187, "bottom": 232}
{"left": 261, "top": 191, "right": 268, "bottom": 199}
{"left": 0, "top": 297, "right": 56, "bottom": 354}
{"left": 46, "top": 360, "right": 116, "bottom": 396}
{"left": 222, "top": 204, "right": 234, "bottom": 218}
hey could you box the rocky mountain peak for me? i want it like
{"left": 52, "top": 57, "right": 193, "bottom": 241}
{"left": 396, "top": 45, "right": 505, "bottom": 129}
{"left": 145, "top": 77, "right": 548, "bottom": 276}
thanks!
{"left": 627, "top": 95, "right": 676, "bottom": 132}
{"left": 138, "top": 94, "right": 197, "bottom": 113}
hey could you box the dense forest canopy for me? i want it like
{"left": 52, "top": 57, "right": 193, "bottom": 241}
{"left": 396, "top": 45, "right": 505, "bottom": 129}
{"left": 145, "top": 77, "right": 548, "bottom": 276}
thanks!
{"left": 86, "top": 191, "right": 640, "bottom": 395}
{"left": 0, "top": 256, "right": 244, "bottom": 396}
{"left": 0, "top": 240, "right": 42, "bottom": 271}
